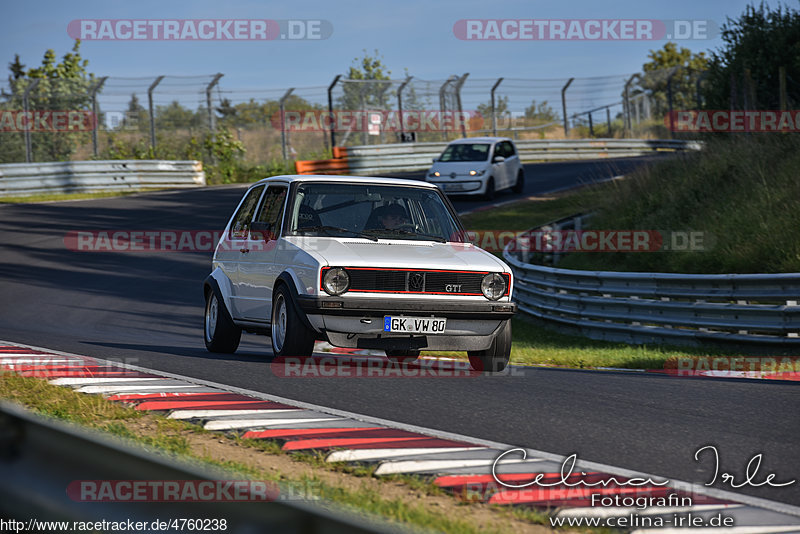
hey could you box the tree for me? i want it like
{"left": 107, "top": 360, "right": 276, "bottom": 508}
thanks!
{"left": 121, "top": 93, "right": 148, "bottom": 132}
{"left": 640, "top": 42, "right": 709, "bottom": 115}
{"left": 339, "top": 49, "right": 393, "bottom": 111}
{"left": 704, "top": 3, "right": 800, "bottom": 109}
{"left": 524, "top": 99, "right": 558, "bottom": 123}
{"left": 1, "top": 40, "right": 95, "bottom": 163}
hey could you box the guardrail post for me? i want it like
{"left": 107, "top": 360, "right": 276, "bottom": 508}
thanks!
{"left": 147, "top": 76, "right": 165, "bottom": 153}
{"left": 454, "top": 73, "right": 469, "bottom": 138}
{"left": 623, "top": 73, "right": 640, "bottom": 138}
{"left": 606, "top": 106, "right": 611, "bottom": 136}
{"left": 439, "top": 75, "right": 456, "bottom": 141}
{"left": 22, "top": 78, "right": 40, "bottom": 163}
{"left": 561, "top": 77, "right": 574, "bottom": 137}
{"left": 397, "top": 76, "right": 413, "bottom": 140}
{"left": 588, "top": 112, "right": 594, "bottom": 137}
{"left": 89, "top": 76, "right": 108, "bottom": 158}
{"left": 327, "top": 75, "right": 341, "bottom": 149}
{"left": 279, "top": 88, "right": 294, "bottom": 160}
{"left": 490, "top": 77, "right": 504, "bottom": 137}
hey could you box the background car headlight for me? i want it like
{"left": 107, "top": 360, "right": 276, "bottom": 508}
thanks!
{"left": 469, "top": 169, "right": 486, "bottom": 176}
{"left": 323, "top": 267, "right": 350, "bottom": 295}
{"left": 429, "top": 171, "right": 441, "bottom": 177}
{"left": 481, "top": 273, "right": 506, "bottom": 300}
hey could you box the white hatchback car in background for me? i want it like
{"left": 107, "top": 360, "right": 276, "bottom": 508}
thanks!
{"left": 426, "top": 137, "right": 524, "bottom": 199}
{"left": 203, "top": 175, "right": 516, "bottom": 372}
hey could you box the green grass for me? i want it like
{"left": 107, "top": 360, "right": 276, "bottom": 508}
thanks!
{"left": 0, "top": 190, "right": 148, "bottom": 204}
{"left": 556, "top": 136, "right": 800, "bottom": 274}
{"left": 424, "top": 317, "right": 794, "bottom": 371}
{"left": 0, "top": 372, "right": 557, "bottom": 534}
{"left": 459, "top": 186, "right": 604, "bottom": 232}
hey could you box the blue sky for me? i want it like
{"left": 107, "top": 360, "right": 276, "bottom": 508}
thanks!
{"left": 1, "top": 0, "right": 763, "bottom": 115}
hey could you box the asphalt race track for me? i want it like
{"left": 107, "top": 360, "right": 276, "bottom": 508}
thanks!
{"left": 1, "top": 156, "right": 797, "bottom": 507}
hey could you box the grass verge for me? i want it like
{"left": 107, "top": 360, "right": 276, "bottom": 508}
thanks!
{"left": 0, "top": 190, "right": 148, "bottom": 204}
{"left": 0, "top": 372, "right": 565, "bottom": 534}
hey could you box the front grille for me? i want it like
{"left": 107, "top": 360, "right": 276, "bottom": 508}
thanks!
{"left": 322, "top": 267, "right": 506, "bottom": 296}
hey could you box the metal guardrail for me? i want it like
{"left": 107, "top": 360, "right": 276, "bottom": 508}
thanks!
{"left": 503, "top": 219, "right": 800, "bottom": 346}
{"left": 0, "top": 160, "right": 206, "bottom": 197}
{"left": 340, "top": 138, "right": 701, "bottom": 175}
{"left": 0, "top": 401, "right": 399, "bottom": 533}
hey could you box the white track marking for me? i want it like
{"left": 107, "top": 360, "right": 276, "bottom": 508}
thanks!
{"left": 327, "top": 447, "right": 485, "bottom": 462}
{"left": 168, "top": 409, "right": 302, "bottom": 419}
{"left": 49, "top": 377, "right": 157, "bottom": 385}
{"left": 374, "top": 457, "right": 544, "bottom": 475}
{"left": 4, "top": 339, "right": 799, "bottom": 521}
{"left": 205, "top": 417, "right": 344, "bottom": 431}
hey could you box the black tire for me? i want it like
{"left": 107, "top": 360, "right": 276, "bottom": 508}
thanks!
{"left": 483, "top": 177, "right": 496, "bottom": 201}
{"left": 512, "top": 170, "right": 525, "bottom": 194}
{"left": 204, "top": 288, "right": 241, "bottom": 353}
{"left": 271, "top": 284, "right": 315, "bottom": 357}
{"left": 385, "top": 350, "right": 420, "bottom": 364}
{"left": 468, "top": 320, "right": 511, "bottom": 373}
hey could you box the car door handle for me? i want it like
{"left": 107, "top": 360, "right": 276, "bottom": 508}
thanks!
{"left": 240, "top": 248, "right": 250, "bottom": 254}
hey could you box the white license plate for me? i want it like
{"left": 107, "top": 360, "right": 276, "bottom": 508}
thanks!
{"left": 443, "top": 183, "right": 464, "bottom": 192}
{"left": 383, "top": 316, "right": 447, "bottom": 334}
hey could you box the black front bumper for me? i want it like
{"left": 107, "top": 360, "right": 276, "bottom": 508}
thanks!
{"left": 296, "top": 295, "right": 516, "bottom": 320}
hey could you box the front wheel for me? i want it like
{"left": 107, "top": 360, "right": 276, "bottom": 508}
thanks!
{"left": 468, "top": 320, "right": 511, "bottom": 373}
{"left": 271, "top": 285, "right": 315, "bottom": 357}
{"left": 385, "top": 350, "right": 420, "bottom": 364}
{"left": 483, "top": 177, "right": 496, "bottom": 201}
{"left": 204, "top": 290, "right": 241, "bottom": 353}
{"left": 512, "top": 170, "right": 525, "bottom": 194}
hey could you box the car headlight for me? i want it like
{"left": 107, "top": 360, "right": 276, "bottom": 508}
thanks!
{"left": 429, "top": 171, "right": 441, "bottom": 178}
{"left": 481, "top": 273, "right": 507, "bottom": 300}
{"left": 323, "top": 267, "right": 350, "bottom": 295}
{"left": 469, "top": 169, "right": 486, "bottom": 176}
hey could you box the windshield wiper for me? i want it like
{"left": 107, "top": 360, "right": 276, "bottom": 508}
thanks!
{"left": 365, "top": 228, "right": 447, "bottom": 243}
{"left": 298, "top": 225, "right": 378, "bottom": 242}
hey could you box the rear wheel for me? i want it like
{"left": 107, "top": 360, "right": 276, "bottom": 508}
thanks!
{"left": 468, "top": 320, "right": 511, "bottom": 373}
{"left": 483, "top": 177, "right": 496, "bottom": 201}
{"left": 271, "top": 285, "right": 315, "bottom": 357}
{"left": 512, "top": 170, "right": 525, "bottom": 194}
{"left": 204, "top": 290, "right": 241, "bottom": 353}
{"left": 385, "top": 350, "right": 420, "bottom": 364}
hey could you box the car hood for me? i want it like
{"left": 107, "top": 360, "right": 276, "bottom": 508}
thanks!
{"left": 429, "top": 161, "right": 490, "bottom": 175}
{"left": 282, "top": 236, "right": 509, "bottom": 272}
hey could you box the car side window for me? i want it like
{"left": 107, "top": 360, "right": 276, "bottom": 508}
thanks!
{"left": 502, "top": 141, "right": 515, "bottom": 157}
{"left": 229, "top": 185, "right": 264, "bottom": 240}
{"left": 253, "top": 186, "right": 288, "bottom": 240}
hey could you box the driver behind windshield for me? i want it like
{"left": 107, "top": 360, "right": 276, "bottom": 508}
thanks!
{"left": 369, "top": 204, "right": 409, "bottom": 230}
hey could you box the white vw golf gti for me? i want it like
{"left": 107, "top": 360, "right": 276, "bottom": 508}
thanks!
{"left": 204, "top": 175, "right": 516, "bottom": 372}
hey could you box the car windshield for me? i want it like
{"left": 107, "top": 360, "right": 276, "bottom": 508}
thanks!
{"left": 438, "top": 143, "right": 491, "bottom": 162}
{"left": 287, "top": 182, "right": 463, "bottom": 242}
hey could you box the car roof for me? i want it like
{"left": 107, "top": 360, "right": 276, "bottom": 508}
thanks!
{"left": 250, "top": 174, "right": 440, "bottom": 188}
{"left": 446, "top": 136, "right": 511, "bottom": 145}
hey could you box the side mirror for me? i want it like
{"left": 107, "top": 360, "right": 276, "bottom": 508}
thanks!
{"left": 492, "top": 155, "right": 506, "bottom": 163}
{"left": 432, "top": 157, "right": 438, "bottom": 163}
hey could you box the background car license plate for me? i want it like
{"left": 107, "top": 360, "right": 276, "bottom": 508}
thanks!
{"left": 384, "top": 316, "right": 446, "bottom": 333}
